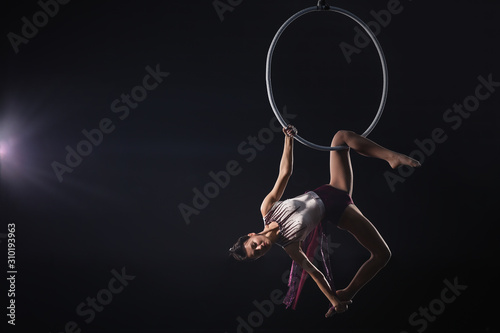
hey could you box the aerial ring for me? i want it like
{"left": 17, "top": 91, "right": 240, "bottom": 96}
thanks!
{"left": 266, "top": 6, "right": 388, "bottom": 151}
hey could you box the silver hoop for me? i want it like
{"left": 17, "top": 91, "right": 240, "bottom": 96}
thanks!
{"left": 266, "top": 6, "right": 389, "bottom": 151}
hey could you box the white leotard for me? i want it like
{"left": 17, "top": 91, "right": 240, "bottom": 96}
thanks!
{"left": 263, "top": 191, "right": 325, "bottom": 248}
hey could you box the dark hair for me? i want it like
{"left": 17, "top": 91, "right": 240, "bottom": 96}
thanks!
{"left": 228, "top": 235, "right": 251, "bottom": 261}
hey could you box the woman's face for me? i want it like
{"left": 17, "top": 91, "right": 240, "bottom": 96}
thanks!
{"left": 245, "top": 233, "right": 272, "bottom": 259}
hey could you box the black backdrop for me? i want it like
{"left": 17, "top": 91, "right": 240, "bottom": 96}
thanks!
{"left": 1, "top": 0, "right": 499, "bottom": 332}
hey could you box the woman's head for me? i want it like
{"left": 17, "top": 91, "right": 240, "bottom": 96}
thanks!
{"left": 229, "top": 232, "right": 272, "bottom": 261}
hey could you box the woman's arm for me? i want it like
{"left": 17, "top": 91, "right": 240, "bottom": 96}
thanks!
{"left": 285, "top": 243, "right": 343, "bottom": 311}
{"left": 260, "top": 126, "right": 296, "bottom": 216}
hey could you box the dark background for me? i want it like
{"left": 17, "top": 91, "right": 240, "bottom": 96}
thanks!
{"left": 1, "top": 0, "right": 499, "bottom": 332}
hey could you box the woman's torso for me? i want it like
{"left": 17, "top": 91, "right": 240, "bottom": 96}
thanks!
{"left": 263, "top": 192, "right": 325, "bottom": 248}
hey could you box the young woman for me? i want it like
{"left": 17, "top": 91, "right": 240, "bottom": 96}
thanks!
{"left": 229, "top": 125, "right": 420, "bottom": 316}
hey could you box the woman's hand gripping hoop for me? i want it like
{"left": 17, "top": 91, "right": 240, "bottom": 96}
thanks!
{"left": 283, "top": 124, "right": 298, "bottom": 138}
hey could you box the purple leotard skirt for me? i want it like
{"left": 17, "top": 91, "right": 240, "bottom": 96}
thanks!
{"left": 311, "top": 184, "right": 354, "bottom": 225}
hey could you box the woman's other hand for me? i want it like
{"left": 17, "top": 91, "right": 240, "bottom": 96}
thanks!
{"left": 325, "top": 300, "right": 352, "bottom": 318}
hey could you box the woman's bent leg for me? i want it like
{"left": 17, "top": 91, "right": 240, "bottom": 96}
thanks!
{"left": 337, "top": 130, "right": 421, "bottom": 168}
{"left": 336, "top": 205, "right": 392, "bottom": 300}
{"left": 328, "top": 130, "right": 420, "bottom": 196}
{"left": 329, "top": 133, "right": 353, "bottom": 195}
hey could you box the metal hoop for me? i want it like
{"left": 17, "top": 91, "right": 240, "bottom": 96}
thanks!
{"left": 266, "top": 6, "right": 389, "bottom": 151}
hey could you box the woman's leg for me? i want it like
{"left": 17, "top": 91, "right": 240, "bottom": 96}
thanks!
{"left": 328, "top": 130, "right": 418, "bottom": 300}
{"left": 329, "top": 130, "right": 420, "bottom": 195}
{"left": 329, "top": 132, "right": 354, "bottom": 195}
{"left": 336, "top": 205, "right": 392, "bottom": 300}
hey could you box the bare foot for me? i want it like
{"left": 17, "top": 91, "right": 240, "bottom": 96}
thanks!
{"left": 389, "top": 153, "right": 421, "bottom": 169}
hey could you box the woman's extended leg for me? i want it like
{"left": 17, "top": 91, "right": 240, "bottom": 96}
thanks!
{"left": 329, "top": 130, "right": 420, "bottom": 195}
